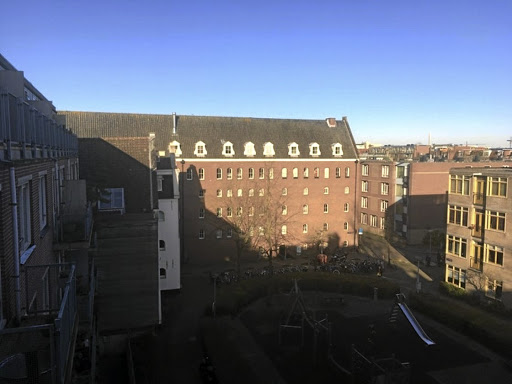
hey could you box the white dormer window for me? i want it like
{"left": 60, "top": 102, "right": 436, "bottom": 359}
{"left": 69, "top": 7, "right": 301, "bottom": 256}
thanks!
{"left": 244, "top": 142, "right": 256, "bottom": 157}
{"left": 332, "top": 143, "right": 343, "bottom": 157}
{"left": 194, "top": 141, "right": 207, "bottom": 157}
{"left": 222, "top": 141, "right": 235, "bottom": 157}
{"left": 309, "top": 142, "right": 321, "bottom": 157}
{"left": 263, "top": 142, "right": 275, "bottom": 157}
{"left": 288, "top": 142, "right": 300, "bottom": 157}
{"left": 168, "top": 140, "right": 182, "bottom": 157}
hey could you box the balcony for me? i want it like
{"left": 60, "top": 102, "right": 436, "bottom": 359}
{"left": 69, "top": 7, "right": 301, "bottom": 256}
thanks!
{"left": 470, "top": 257, "right": 483, "bottom": 272}
{"left": 0, "top": 91, "right": 78, "bottom": 161}
{"left": 0, "top": 264, "right": 90, "bottom": 383}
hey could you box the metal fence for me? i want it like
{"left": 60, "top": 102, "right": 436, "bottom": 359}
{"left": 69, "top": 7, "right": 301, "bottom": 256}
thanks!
{"left": 0, "top": 264, "right": 78, "bottom": 384}
{"left": 0, "top": 90, "right": 78, "bottom": 159}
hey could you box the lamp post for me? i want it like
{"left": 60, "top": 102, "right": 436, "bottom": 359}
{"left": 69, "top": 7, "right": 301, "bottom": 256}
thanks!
{"left": 180, "top": 159, "right": 185, "bottom": 264}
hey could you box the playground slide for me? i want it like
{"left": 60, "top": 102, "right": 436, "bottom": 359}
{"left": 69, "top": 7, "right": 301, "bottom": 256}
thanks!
{"left": 397, "top": 302, "right": 435, "bottom": 346}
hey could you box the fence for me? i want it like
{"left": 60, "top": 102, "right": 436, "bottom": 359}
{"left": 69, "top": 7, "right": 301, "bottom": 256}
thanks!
{"left": 0, "top": 264, "right": 78, "bottom": 383}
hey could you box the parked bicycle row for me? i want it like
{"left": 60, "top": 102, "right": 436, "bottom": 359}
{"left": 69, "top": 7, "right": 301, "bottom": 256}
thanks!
{"left": 209, "top": 257, "right": 385, "bottom": 286}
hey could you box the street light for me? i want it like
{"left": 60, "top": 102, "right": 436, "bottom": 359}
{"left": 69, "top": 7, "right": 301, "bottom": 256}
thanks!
{"left": 180, "top": 159, "right": 185, "bottom": 264}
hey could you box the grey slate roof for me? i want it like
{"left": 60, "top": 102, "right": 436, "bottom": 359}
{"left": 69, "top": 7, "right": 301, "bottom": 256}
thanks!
{"left": 59, "top": 111, "right": 359, "bottom": 160}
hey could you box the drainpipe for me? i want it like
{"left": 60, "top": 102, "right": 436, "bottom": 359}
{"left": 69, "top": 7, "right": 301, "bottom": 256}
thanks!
{"left": 353, "top": 160, "right": 359, "bottom": 248}
{"left": 9, "top": 165, "right": 22, "bottom": 324}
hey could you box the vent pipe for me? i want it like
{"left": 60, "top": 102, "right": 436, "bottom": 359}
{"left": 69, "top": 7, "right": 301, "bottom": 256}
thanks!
{"left": 172, "top": 113, "right": 176, "bottom": 135}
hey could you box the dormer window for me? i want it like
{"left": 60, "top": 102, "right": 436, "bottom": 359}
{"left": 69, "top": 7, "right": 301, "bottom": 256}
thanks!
{"left": 309, "top": 142, "right": 321, "bottom": 157}
{"left": 168, "top": 140, "right": 182, "bottom": 157}
{"left": 244, "top": 142, "right": 256, "bottom": 157}
{"left": 222, "top": 141, "right": 235, "bottom": 157}
{"left": 194, "top": 141, "right": 207, "bottom": 157}
{"left": 332, "top": 143, "right": 343, "bottom": 157}
{"left": 263, "top": 142, "right": 275, "bottom": 157}
{"left": 288, "top": 142, "right": 300, "bottom": 157}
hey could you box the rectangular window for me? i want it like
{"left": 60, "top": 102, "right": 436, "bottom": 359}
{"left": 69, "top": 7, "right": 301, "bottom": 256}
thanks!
{"left": 259, "top": 168, "right": 264, "bottom": 179}
{"left": 227, "top": 229, "right": 232, "bottom": 238}
{"left": 380, "top": 183, "right": 389, "bottom": 195}
{"left": 370, "top": 215, "right": 377, "bottom": 227}
{"left": 227, "top": 189, "right": 232, "bottom": 197}
{"left": 446, "top": 265, "right": 466, "bottom": 289}
{"left": 335, "top": 167, "right": 341, "bottom": 178}
{"left": 199, "top": 189, "right": 205, "bottom": 198}
{"left": 199, "top": 168, "right": 205, "bottom": 180}
{"left": 360, "top": 213, "right": 368, "bottom": 225}
{"left": 199, "top": 229, "right": 205, "bottom": 239}
{"left": 237, "top": 168, "right": 243, "bottom": 179}
{"left": 395, "top": 184, "right": 404, "bottom": 197}
{"left": 486, "top": 279, "right": 503, "bottom": 300}
{"left": 216, "top": 208, "right": 222, "bottom": 217}
{"left": 248, "top": 168, "right": 254, "bottom": 179}
{"left": 216, "top": 168, "right": 222, "bottom": 179}
{"left": 157, "top": 176, "right": 163, "bottom": 192}
{"left": 227, "top": 168, "right": 233, "bottom": 180}
{"left": 39, "top": 175, "right": 48, "bottom": 230}
{"left": 380, "top": 217, "right": 386, "bottom": 230}
{"left": 186, "top": 168, "right": 193, "bottom": 180}
{"left": 323, "top": 204, "right": 329, "bottom": 213}
{"left": 362, "top": 180, "right": 369, "bottom": 192}
{"left": 324, "top": 168, "right": 329, "bottom": 178}
{"left": 486, "top": 210, "right": 505, "bottom": 231}
{"left": 216, "top": 229, "right": 222, "bottom": 239}
{"left": 448, "top": 205, "right": 469, "bottom": 227}
{"left": 282, "top": 168, "right": 287, "bottom": 179}
{"left": 485, "top": 245, "right": 504, "bottom": 266}
{"left": 449, "top": 175, "right": 470, "bottom": 195}
{"left": 362, "top": 164, "right": 369, "bottom": 176}
{"left": 18, "top": 181, "right": 32, "bottom": 252}
{"left": 446, "top": 235, "right": 467, "bottom": 258}
{"left": 269, "top": 168, "right": 274, "bottom": 179}
{"left": 304, "top": 168, "right": 309, "bottom": 178}
{"left": 227, "top": 207, "right": 232, "bottom": 217}
{"left": 380, "top": 200, "right": 388, "bottom": 212}
{"left": 489, "top": 177, "right": 507, "bottom": 197}
{"left": 381, "top": 165, "right": 389, "bottom": 178}
{"left": 98, "top": 188, "right": 125, "bottom": 213}
{"left": 199, "top": 208, "right": 205, "bottom": 219}
{"left": 361, "top": 196, "right": 368, "bottom": 208}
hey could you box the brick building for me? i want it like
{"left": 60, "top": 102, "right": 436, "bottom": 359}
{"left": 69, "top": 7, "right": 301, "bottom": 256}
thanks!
{"left": 445, "top": 167, "right": 512, "bottom": 307}
{"left": 60, "top": 112, "right": 360, "bottom": 264}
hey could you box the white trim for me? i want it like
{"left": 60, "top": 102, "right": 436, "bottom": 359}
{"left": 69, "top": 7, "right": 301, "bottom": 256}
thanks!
{"left": 177, "top": 158, "right": 358, "bottom": 163}
{"left": 17, "top": 175, "right": 33, "bottom": 186}
{"left": 38, "top": 170, "right": 48, "bottom": 176}
{"left": 156, "top": 170, "right": 174, "bottom": 175}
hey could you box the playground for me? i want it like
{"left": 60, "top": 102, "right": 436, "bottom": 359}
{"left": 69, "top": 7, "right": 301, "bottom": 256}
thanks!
{"left": 238, "top": 282, "right": 505, "bottom": 384}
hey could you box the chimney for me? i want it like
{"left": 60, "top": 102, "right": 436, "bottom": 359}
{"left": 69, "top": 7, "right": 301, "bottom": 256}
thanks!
{"left": 326, "top": 117, "right": 336, "bottom": 128}
{"left": 172, "top": 112, "right": 176, "bottom": 135}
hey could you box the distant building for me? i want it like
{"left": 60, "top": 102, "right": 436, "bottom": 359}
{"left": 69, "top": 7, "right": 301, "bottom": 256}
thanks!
{"left": 445, "top": 166, "right": 512, "bottom": 307}
{"left": 60, "top": 112, "right": 360, "bottom": 263}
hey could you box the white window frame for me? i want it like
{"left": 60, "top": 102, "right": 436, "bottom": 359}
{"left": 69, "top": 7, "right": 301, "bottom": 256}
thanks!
{"left": 282, "top": 188, "right": 288, "bottom": 196}
{"left": 302, "top": 224, "right": 308, "bottom": 233}
{"left": 288, "top": 142, "right": 300, "bottom": 157}
{"left": 18, "top": 179, "right": 32, "bottom": 252}
{"left": 39, "top": 175, "right": 47, "bottom": 230}
{"left": 168, "top": 140, "right": 182, "bottom": 156}
{"left": 362, "top": 164, "right": 369, "bottom": 176}
{"left": 237, "top": 168, "right": 243, "bottom": 180}
{"left": 217, "top": 189, "right": 222, "bottom": 197}
{"left": 282, "top": 168, "right": 287, "bottom": 179}
{"left": 216, "top": 168, "right": 222, "bottom": 180}
{"left": 332, "top": 143, "right": 343, "bottom": 157}
{"left": 227, "top": 168, "right": 233, "bottom": 180}
{"left": 324, "top": 187, "right": 329, "bottom": 195}
{"left": 216, "top": 208, "right": 222, "bottom": 217}
{"left": 248, "top": 168, "right": 254, "bottom": 179}
{"left": 323, "top": 204, "right": 329, "bottom": 213}
{"left": 362, "top": 180, "right": 369, "bottom": 192}
{"left": 198, "top": 168, "right": 205, "bottom": 180}
{"left": 361, "top": 196, "right": 368, "bottom": 208}
{"left": 303, "top": 205, "right": 309, "bottom": 214}
{"left": 199, "top": 229, "right": 205, "bottom": 239}
{"left": 344, "top": 203, "right": 349, "bottom": 212}
{"left": 263, "top": 142, "right": 275, "bottom": 157}
{"left": 303, "top": 168, "right": 309, "bottom": 178}
{"left": 381, "top": 165, "right": 390, "bottom": 178}
{"left": 244, "top": 142, "right": 256, "bottom": 157}
{"left": 186, "top": 168, "right": 193, "bottom": 180}
{"left": 282, "top": 225, "right": 287, "bottom": 235}
{"left": 381, "top": 182, "right": 389, "bottom": 195}
{"left": 335, "top": 167, "right": 341, "bottom": 178}
{"left": 259, "top": 168, "right": 265, "bottom": 179}
{"left": 381, "top": 200, "right": 388, "bottom": 212}
{"left": 194, "top": 141, "right": 207, "bottom": 157}
{"left": 222, "top": 141, "right": 235, "bottom": 157}
{"left": 309, "top": 142, "right": 321, "bottom": 157}
{"left": 293, "top": 168, "right": 299, "bottom": 178}
{"left": 303, "top": 187, "right": 308, "bottom": 196}
{"left": 199, "top": 208, "right": 205, "bottom": 219}
{"left": 345, "top": 187, "right": 350, "bottom": 194}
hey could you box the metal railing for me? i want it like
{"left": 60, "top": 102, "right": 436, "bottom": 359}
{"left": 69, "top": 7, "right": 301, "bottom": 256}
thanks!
{"left": 0, "top": 90, "right": 78, "bottom": 159}
{"left": 0, "top": 264, "right": 78, "bottom": 383}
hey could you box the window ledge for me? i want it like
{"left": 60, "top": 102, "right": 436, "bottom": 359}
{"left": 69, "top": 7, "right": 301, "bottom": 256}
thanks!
{"left": 20, "top": 245, "right": 36, "bottom": 265}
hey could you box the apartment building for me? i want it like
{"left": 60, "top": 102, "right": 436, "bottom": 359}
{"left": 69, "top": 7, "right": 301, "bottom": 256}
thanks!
{"left": 358, "top": 160, "right": 397, "bottom": 239}
{"left": 445, "top": 167, "right": 512, "bottom": 307}
{"left": 60, "top": 112, "right": 360, "bottom": 264}
{"left": 0, "top": 54, "right": 93, "bottom": 383}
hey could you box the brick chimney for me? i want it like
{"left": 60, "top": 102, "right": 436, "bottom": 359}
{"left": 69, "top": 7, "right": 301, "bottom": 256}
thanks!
{"left": 326, "top": 117, "right": 336, "bottom": 128}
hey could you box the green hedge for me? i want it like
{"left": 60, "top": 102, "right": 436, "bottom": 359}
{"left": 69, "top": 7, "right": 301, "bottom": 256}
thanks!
{"left": 409, "top": 292, "right": 512, "bottom": 358}
{"left": 210, "top": 272, "right": 400, "bottom": 316}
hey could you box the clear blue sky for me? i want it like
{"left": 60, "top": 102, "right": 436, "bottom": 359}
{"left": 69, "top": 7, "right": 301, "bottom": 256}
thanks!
{"left": 1, "top": 0, "right": 511, "bottom": 147}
